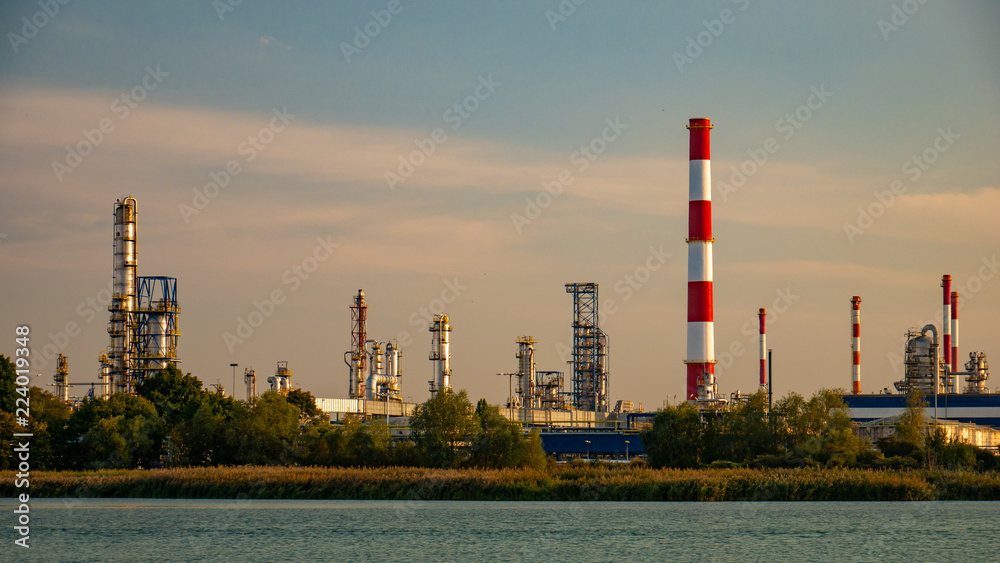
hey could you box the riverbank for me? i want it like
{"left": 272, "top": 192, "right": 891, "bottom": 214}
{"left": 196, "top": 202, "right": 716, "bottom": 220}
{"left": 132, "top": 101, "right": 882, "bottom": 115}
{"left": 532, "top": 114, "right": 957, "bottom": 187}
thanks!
{"left": 5, "top": 465, "right": 1000, "bottom": 501}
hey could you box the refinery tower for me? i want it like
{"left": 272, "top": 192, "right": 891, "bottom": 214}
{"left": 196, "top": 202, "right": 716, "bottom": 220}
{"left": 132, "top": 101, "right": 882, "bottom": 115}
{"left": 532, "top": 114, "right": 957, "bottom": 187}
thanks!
{"left": 105, "top": 196, "right": 180, "bottom": 394}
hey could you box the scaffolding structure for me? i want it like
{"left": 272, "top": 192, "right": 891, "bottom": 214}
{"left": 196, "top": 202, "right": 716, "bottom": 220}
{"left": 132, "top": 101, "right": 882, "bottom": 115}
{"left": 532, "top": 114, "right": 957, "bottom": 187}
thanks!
{"left": 135, "top": 276, "right": 180, "bottom": 383}
{"left": 565, "top": 283, "right": 609, "bottom": 412}
{"left": 347, "top": 290, "right": 368, "bottom": 399}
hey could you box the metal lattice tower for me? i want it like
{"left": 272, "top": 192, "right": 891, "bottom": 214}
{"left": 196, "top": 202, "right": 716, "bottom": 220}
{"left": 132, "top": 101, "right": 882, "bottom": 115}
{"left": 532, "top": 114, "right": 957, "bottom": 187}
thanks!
{"left": 565, "top": 283, "right": 609, "bottom": 412}
{"left": 349, "top": 290, "right": 367, "bottom": 398}
{"left": 135, "top": 276, "right": 180, "bottom": 384}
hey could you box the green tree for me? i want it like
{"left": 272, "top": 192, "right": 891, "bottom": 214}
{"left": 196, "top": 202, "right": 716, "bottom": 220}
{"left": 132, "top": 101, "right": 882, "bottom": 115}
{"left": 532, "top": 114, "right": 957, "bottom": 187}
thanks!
{"left": 136, "top": 364, "right": 206, "bottom": 427}
{"left": 285, "top": 388, "right": 322, "bottom": 420}
{"left": 80, "top": 414, "right": 160, "bottom": 469}
{"left": 469, "top": 401, "right": 544, "bottom": 469}
{"left": 0, "top": 355, "right": 18, "bottom": 413}
{"left": 223, "top": 391, "right": 300, "bottom": 465}
{"left": 411, "top": 389, "right": 476, "bottom": 468}
{"left": 26, "top": 387, "right": 72, "bottom": 469}
{"left": 724, "top": 392, "right": 777, "bottom": 463}
{"left": 640, "top": 402, "right": 704, "bottom": 468}
{"left": 792, "top": 389, "right": 869, "bottom": 466}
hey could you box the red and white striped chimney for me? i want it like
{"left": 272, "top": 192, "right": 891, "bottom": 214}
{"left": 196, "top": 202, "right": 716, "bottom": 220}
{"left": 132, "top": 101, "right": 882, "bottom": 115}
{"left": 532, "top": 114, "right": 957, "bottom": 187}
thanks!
{"left": 942, "top": 275, "right": 952, "bottom": 390}
{"left": 851, "top": 296, "right": 861, "bottom": 395}
{"left": 758, "top": 308, "right": 767, "bottom": 393}
{"left": 951, "top": 290, "right": 959, "bottom": 375}
{"left": 685, "top": 117, "right": 715, "bottom": 402}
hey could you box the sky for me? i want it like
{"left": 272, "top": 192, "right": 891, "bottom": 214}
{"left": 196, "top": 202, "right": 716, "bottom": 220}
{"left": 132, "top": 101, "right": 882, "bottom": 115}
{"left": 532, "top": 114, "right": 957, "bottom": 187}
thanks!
{"left": 1, "top": 1, "right": 998, "bottom": 408}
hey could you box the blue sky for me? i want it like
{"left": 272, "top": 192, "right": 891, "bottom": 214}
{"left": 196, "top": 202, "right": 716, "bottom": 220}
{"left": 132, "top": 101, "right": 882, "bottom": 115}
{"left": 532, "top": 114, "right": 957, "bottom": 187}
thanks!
{"left": 1, "top": 1, "right": 998, "bottom": 405}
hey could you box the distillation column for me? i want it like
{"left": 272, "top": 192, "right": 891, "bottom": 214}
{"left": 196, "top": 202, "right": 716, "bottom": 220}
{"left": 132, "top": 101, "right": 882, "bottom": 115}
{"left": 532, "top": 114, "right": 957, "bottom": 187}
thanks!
{"left": 244, "top": 367, "right": 256, "bottom": 401}
{"left": 516, "top": 336, "right": 537, "bottom": 409}
{"left": 54, "top": 354, "right": 69, "bottom": 403}
{"left": 109, "top": 196, "right": 138, "bottom": 394}
{"left": 685, "top": 118, "right": 716, "bottom": 402}
{"left": 428, "top": 314, "right": 452, "bottom": 396}
{"left": 851, "top": 296, "right": 862, "bottom": 394}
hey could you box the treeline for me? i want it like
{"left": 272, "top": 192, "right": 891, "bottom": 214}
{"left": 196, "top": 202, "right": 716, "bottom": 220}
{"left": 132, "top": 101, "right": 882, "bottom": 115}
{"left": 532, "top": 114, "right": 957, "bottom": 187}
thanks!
{"left": 640, "top": 389, "right": 1000, "bottom": 471}
{"left": 0, "top": 356, "right": 544, "bottom": 471}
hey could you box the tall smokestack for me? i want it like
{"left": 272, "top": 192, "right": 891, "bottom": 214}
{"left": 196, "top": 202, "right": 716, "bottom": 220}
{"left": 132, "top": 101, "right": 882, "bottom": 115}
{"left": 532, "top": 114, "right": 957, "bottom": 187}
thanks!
{"left": 851, "top": 296, "right": 861, "bottom": 395}
{"left": 942, "top": 275, "right": 952, "bottom": 392}
{"left": 951, "top": 291, "right": 959, "bottom": 376}
{"left": 685, "top": 117, "right": 715, "bottom": 402}
{"left": 758, "top": 308, "right": 767, "bottom": 393}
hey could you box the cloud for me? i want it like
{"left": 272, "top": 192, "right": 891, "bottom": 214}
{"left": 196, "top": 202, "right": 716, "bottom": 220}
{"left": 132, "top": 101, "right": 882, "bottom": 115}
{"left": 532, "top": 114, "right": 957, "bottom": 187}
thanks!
{"left": 259, "top": 35, "right": 291, "bottom": 52}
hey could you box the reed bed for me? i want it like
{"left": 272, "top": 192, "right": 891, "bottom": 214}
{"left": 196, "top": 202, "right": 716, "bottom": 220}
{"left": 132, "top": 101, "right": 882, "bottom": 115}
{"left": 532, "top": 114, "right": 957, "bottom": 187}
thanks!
{"left": 4, "top": 465, "right": 997, "bottom": 501}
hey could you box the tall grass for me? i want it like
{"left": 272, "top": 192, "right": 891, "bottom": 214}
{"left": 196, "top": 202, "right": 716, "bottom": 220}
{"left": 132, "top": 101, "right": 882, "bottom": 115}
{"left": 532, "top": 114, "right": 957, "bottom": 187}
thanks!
{"left": 4, "top": 465, "right": 998, "bottom": 501}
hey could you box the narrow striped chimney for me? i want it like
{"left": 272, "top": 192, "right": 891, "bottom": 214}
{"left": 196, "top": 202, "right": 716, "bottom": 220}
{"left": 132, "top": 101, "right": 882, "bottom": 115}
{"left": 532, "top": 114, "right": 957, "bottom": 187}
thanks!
{"left": 758, "top": 308, "right": 767, "bottom": 393}
{"left": 951, "top": 291, "right": 959, "bottom": 376}
{"left": 685, "top": 118, "right": 715, "bottom": 402}
{"left": 851, "top": 296, "right": 861, "bottom": 395}
{"left": 942, "top": 275, "right": 952, "bottom": 391}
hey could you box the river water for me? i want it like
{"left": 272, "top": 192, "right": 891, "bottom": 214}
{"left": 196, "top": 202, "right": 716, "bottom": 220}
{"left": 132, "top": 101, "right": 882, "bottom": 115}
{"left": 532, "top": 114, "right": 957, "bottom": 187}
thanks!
{"left": 2, "top": 498, "right": 995, "bottom": 562}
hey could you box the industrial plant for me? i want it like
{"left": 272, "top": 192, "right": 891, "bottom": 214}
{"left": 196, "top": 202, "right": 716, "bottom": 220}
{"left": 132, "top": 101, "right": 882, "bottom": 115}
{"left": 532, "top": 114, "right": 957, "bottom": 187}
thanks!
{"left": 49, "top": 120, "right": 997, "bottom": 459}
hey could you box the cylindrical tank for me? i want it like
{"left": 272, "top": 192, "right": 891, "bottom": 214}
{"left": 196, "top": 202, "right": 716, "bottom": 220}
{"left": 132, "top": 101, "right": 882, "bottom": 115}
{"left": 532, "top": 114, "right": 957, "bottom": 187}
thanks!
{"left": 428, "top": 314, "right": 452, "bottom": 395}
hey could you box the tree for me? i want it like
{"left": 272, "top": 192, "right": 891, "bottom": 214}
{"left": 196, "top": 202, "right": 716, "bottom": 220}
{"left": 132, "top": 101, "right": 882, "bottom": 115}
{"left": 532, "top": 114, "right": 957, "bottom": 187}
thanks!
{"left": 223, "top": 391, "right": 300, "bottom": 465}
{"left": 469, "top": 401, "right": 544, "bottom": 469}
{"left": 66, "top": 393, "right": 163, "bottom": 469}
{"left": 724, "top": 392, "right": 777, "bottom": 463}
{"left": 285, "top": 388, "right": 322, "bottom": 420}
{"left": 640, "top": 402, "right": 704, "bottom": 468}
{"left": 136, "top": 364, "right": 206, "bottom": 427}
{"left": 0, "top": 355, "right": 17, "bottom": 413}
{"left": 410, "top": 389, "right": 476, "bottom": 468}
{"left": 27, "top": 387, "right": 72, "bottom": 470}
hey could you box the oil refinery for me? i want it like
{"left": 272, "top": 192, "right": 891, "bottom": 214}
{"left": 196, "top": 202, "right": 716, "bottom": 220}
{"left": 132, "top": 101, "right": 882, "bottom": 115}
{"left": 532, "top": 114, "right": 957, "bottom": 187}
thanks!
{"left": 48, "top": 119, "right": 997, "bottom": 459}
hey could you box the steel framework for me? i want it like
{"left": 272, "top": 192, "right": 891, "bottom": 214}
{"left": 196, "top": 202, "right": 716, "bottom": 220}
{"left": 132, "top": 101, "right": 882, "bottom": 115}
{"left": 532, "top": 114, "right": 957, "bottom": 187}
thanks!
{"left": 135, "top": 276, "right": 181, "bottom": 384}
{"left": 565, "top": 283, "right": 609, "bottom": 412}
